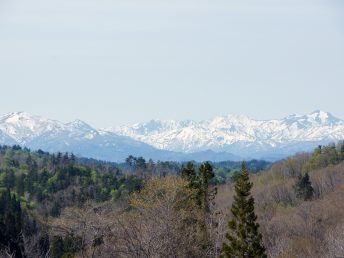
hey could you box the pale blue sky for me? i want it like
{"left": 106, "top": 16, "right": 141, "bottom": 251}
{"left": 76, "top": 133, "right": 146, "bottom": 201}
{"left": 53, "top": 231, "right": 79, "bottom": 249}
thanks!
{"left": 0, "top": 0, "right": 343, "bottom": 127}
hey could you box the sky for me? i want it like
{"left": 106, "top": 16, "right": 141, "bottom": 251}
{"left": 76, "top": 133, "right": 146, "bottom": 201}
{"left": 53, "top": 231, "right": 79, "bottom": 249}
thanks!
{"left": 0, "top": 0, "right": 343, "bottom": 128}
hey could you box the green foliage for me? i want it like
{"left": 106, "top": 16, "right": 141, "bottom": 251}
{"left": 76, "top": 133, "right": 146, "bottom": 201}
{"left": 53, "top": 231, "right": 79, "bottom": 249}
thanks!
{"left": 91, "top": 170, "right": 97, "bottom": 183}
{"left": 266, "top": 142, "right": 344, "bottom": 183}
{"left": 230, "top": 170, "right": 241, "bottom": 182}
{"left": 0, "top": 189, "right": 24, "bottom": 258}
{"left": 294, "top": 173, "right": 314, "bottom": 201}
{"left": 307, "top": 144, "right": 341, "bottom": 171}
{"left": 51, "top": 234, "right": 83, "bottom": 258}
{"left": 222, "top": 163, "right": 266, "bottom": 258}
{"left": 181, "top": 162, "right": 197, "bottom": 187}
{"left": 0, "top": 145, "right": 144, "bottom": 219}
{"left": 198, "top": 161, "right": 215, "bottom": 211}
{"left": 181, "top": 161, "right": 216, "bottom": 210}
{"left": 181, "top": 161, "right": 216, "bottom": 249}
{"left": 0, "top": 189, "right": 43, "bottom": 257}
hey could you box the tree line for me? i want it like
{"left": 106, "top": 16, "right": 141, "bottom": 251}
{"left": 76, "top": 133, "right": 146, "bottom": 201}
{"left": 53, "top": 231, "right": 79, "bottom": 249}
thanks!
{"left": 1, "top": 141, "right": 344, "bottom": 257}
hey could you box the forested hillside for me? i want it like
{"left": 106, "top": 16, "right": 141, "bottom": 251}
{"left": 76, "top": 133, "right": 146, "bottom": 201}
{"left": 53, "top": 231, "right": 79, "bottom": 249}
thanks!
{"left": 0, "top": 141, "right": 344, "bottom": 257}
{"left": 217, "top": 141, "right": 344, "bottom": 257}
{"left": 0, "top": 145, "right": 267, "bottom": 257}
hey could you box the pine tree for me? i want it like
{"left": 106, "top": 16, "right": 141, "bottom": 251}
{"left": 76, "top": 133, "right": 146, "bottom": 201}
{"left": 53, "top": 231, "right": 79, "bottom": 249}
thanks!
{"left": 294, "top": 173, "right": 314, "bottom": 201}
{"left": 0, "top": 189, "right": 24, "bottom": 258}
{"left": 15, "top": 174, "right": 25, "bottom": 196}
{"left": 198, "top": 161, "right": 215, "bottom": 212}
{"left": 197, "top": 162, "right": 215, "bottom": 250}
{"left": 181, "top": 162, "right": 197, "bottom": 188}
{"left": 221, "top": 163, "right": 266, "bottom": 258}
{"left": 182, "top": 161, "right": 216, "bottom": 249}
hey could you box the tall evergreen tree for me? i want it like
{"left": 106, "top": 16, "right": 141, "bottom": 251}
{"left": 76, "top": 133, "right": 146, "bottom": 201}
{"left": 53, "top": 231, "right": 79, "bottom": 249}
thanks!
{"left": 197, "top": 162, "right": 216, "bottom": 250}
{"left": 181, "top": 161, "right": 216, "bottom": 249}
{"left": 0, "top": 189, "right": 24, "bottom": 258}
{"left": 15, "top": 174, "right": 25, "bottom": 196}
{"left": 181, "top": 162, "right": 197, "bottom": 188}
{"left": 181, "top": 161, "right": 215, "bottom": 209}
{"left": 198, "top": 161, "right": 215, "bottom": 212}
{"left": 294, "top": 173, "right": 314, "bottom": 201}
{"left": 221, "top": 163, "right": 266, "bottom": 258}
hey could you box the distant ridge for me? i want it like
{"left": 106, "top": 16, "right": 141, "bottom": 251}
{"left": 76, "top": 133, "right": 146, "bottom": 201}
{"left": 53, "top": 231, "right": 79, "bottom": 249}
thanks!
{"left": 0, "top": 112, "right": 240, "bottom": 162}
{"left": 111, "top": 110, "right": 344, "bottom": 160}
{"left": 0, "top": 111, "right": 343, "bottom": 162}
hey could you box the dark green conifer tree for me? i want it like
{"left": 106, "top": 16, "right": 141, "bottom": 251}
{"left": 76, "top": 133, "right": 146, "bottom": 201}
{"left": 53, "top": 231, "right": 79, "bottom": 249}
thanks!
{"left": 15, "top": 174, "right": 25, "bottom": 196}
{"left": 0, "top": 189, "right": 24, "bottom": 258}
{"left": 182, "top": 161, "right": 216, "bottom": 249}
{"left": 294, "top": 172, "right": 314, "bottom": 201}
{"left": 181, "top": 162, "right": 197, "bottom": 188}
{"left": 198, "top": 161, "right": 215, "bottom": 212}
{"left": 221, "top": 163, "right": 266, "bottom": 258}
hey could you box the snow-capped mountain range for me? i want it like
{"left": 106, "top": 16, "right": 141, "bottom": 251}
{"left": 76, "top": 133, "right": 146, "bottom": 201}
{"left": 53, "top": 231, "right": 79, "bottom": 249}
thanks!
{"left": 111, "top": 110, "right": 344, "bottom": 160}
{"left": 0, "top": 112, "right": 239, "bottom": 162}
{"left": 0, "top": 110, "right": 343, "bottom": 162}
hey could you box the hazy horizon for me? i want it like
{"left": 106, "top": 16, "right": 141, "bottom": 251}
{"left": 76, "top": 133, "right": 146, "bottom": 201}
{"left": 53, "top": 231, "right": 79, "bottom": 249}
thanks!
{"left": 1, "top": 0, "right": 343, "bottom": 127}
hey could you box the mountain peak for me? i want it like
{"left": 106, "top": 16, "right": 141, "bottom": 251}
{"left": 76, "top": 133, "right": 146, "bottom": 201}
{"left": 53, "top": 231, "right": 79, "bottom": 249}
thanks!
{"left": 0, "top": 111, "right": 34, "bottom": 121}
{"left": 0, "top": 111, "right": 52, "bottom": 128}
{"left": 0, "top": 110, "right": 343, "bottom": 162}
{"left": 310, "top": 109, "right": 329, "bottom": 116}
{"left": 307, "top": 110, "right": 339, "bottom": 124}
{"left": 113, "top": 110, "right": 344, "bottom": 156}
{"left": 0, "top": 112, "right": 64, "bottom": 144}
{"left": 67, "top": 119, "right": 95, "bottom": 131}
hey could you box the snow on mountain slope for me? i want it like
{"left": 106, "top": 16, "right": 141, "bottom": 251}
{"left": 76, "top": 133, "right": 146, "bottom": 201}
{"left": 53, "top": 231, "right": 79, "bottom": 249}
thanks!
{"left": 111, "top": 110, "right": 344, "bottom": 159}
{"left": 0, "top": 110, "right": 343, "bottom": 162}
{"left": 0, "top": 112, "right": 175, "bottom": 162}
{"left": 0, "top": 112, "right": 239, "bottom": 162}
{"left": 0, "top": 112, "right": 67, "bottom": 144}
{"left": 0, "top": 112, "right": 106, "bottom": 141}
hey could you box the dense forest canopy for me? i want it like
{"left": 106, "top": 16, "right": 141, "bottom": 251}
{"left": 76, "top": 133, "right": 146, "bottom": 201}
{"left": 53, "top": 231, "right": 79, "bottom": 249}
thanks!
{"left": 0, "top": 140, "right": 344, "bottom": 257}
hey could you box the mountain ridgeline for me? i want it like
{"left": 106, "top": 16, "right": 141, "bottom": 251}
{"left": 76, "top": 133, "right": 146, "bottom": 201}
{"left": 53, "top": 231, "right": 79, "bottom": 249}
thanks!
{"left": 0, "top": 110, "right": 344, "bottom": 162}
{"left": 112, "top": 110, "right": 344, "bottom": 160}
